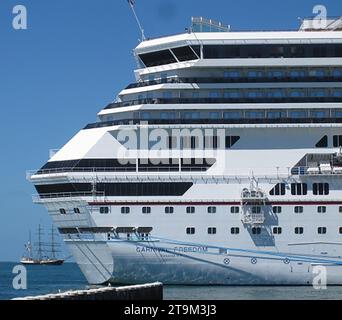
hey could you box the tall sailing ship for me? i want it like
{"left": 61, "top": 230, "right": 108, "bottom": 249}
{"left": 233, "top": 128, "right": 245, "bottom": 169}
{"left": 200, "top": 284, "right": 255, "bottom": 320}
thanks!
{"left": 27, "top": 15, "right": 342, "bottom": 284}
{"left": 21, "top": 225, "right": 64, "bottom": 265}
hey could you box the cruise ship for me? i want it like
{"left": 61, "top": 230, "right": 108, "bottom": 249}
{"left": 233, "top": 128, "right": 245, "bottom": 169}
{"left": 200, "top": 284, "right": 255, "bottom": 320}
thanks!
{"left": 28, "top": 16, "right": 342, "bottom": 285}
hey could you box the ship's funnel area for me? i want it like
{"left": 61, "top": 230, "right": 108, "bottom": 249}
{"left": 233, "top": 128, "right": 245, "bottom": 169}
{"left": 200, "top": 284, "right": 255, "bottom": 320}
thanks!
{"left": 299, "top": 17, "right": 342, "bottom": 31}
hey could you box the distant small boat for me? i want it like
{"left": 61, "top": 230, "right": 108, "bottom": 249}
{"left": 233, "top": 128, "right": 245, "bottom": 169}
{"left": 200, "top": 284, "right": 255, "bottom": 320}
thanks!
{"left": 21, "top": 225, "right": 64, "bottom": 266}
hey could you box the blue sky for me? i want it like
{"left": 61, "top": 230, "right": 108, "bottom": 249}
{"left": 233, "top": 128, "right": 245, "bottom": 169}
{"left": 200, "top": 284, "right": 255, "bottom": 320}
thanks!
{"left": 0, "top": 0, "right": 341, "bottom": 261}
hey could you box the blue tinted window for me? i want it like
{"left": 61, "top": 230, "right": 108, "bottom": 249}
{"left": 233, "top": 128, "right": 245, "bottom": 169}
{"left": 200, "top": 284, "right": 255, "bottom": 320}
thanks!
{"left": 311, "top": 110, "right": 329, "bottom": 118}
{"left": 184, "top": 112, "right": 200, "bottom": 119}
{"left": 160, "top": 112, "right": 176, "bottom": 119}
{"left": 224, "top": 111, "right": 242, "bottom": 119}
{"left": 290, "top": 110, "right": 307, "bottom": 118}
{"left": 290, "top": 70, "right": 305, "bottom": 77}
{"left": 267, "top": 111, "right": 286, "bottom": 119}
{"left": 310, "top": 90, "right": 326, "bottom": 97}
{"left": 333, "top": 69, "right": 342, "bottom": 77}
{"left": 268, "top": 91, "right": 283, "bottom": 98}
{"left": 247, "top": 91, "right": 263, "bottom": 98}
{"left": 141, "top": 112, "right": 151, "bottom": 119}
{"left": 334, "top": 110, "right": 342, "bottom": 117}
{"left": 290, "top": 91, "right": 305, "bottom": 98}
{"left": 209, "top": 112, "right": 220, "bottom": 119}
{"left": 245, "top": 111, "right": 265, "bottom": 119}
{"left": 225, "top": 70, "right": 240, "bottom": 78}
{"left": 227, "top": 91, "right": 240, "bottom": 98}
{"left": 333, "top": 91, "right": 342, "bottom": 97}
{"left": 269, "top": 70, "right": 284, "bottom": 77}
{"left": 209, "top": 92, "right": 220, "bottom": 98}
{"left": 163, "top": 92, "right": 173, "bottom": 99}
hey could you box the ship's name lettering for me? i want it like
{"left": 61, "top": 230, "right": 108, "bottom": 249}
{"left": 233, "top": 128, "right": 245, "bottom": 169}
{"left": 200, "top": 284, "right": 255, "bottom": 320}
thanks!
{"left": 136, "top": 246, "right": 173, "bottom": 254}
{"left": 136, "top": 246, "right": 208, "bottom": 253}
{"left": 174, "top": 246, "right": 208, "bottom": 253}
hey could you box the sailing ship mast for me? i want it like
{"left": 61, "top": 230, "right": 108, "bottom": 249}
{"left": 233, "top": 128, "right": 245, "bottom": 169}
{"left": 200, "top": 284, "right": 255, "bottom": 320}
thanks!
{"left": 36, "top": 224, "right": 44, "bottom": 261}
{"left": 49, "top": 225, "right": 61, "bottom": 260}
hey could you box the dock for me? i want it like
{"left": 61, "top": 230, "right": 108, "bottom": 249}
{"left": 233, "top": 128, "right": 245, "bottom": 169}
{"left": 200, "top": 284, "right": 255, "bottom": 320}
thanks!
{"left": 12, "top": 282, "right": 163, "bottom": 300}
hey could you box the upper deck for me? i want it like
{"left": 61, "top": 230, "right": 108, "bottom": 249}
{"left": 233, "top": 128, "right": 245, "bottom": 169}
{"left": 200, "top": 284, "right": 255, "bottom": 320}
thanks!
{"left": 132, "top": 17, "right": 342, "bottom": 73}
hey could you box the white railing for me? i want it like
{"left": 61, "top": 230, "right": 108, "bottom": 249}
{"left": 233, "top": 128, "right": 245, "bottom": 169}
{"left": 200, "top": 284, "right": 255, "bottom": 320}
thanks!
{"left": 32, "top": 192, "right": 105, "bottom": 203}
{"left": 292, "top": 166, "right": 342, "bottom": 176}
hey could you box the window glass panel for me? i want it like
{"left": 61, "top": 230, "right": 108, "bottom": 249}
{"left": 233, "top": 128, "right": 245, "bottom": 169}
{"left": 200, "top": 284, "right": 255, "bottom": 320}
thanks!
{"left": 160, "top": 112, "right": 176, "bottom": 120}
{"left": 311, "top": 110, "right": 329, "bottom": 118}
{"left": 183, "top": 112, "right": 200, "bottom": 119}
{"left": 209, "top": 92, "right": 220, "bottom": 98}
{"left": 224, "top": 111, "right": 242, "bottom": 119}
{"left": 209, "top": 112, "right": 220, "bottom": 119}
{"left": 139, "top": 50, "right": 177, "bottom": 67}
{"left": 289, "top": 110, "right": 307, "bottom": 118}
{"left": 267, "top": 110, "right": 286, "bottom": 119}
{"left": 245, "top": 111, "right": 265, "bottom": 119}
{"left": 172, "top": 46, "right": 198, "bottom": 61}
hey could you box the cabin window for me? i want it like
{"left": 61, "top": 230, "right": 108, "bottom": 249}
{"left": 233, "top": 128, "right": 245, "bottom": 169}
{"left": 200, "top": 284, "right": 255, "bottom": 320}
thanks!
{"left": 230, "top": 207, "right": 240, "bottom": 214}
{"left": 295, "top": 227, "right": 304, "bottom": 234}
{"left": 294, "top": 206, "right": 304, "bottom": 214}
{"left": 339, "top": 227, "right": 342, "bottom": 234}
{"left": 317, "top": 206, "right": 327, "bottom": 213}
{"left": 121, "top": 207, "right": 130, "bottom": 214}
{"left": 208, "top": 227, "right": 217, "bottom": 234}
{"left": 186, "top": 206, "right": 195, "bottom": 214}
{"left": 291, "top": 183, "right": 307, "bottom": 195}
{"left": 318, "top": 227, "right": 327, "bottom": 234}
{"left": 208, "top": 206, "right": 216, "bottom": 214}
{"left": 100, "top": 207, "right": 109, "bottom": 214}
{"left": 59, "top": 208, "right": 66, "bottom": 215}
{"left": 273, "top": 227, "right": 282, "bottom": 234}
{"left": 73, "top": 208, "right": 80, "bottom": 214}
{"left": 142, "top": 207, "right": 151, "bottom": 214}
{"left": 272, "top": 206, "right": 282, "bottom": 214}
{"left": 231, "top": 227, "right": 240, "bottom": 234}
{"left": 270, "top": 183, "right": 286, "bottom": 196}
{"left": 333, "top": 135, "right": 342, "bottom": 147}
{"left": 165, "top": 207, "right": 174, "bottom": 214}
{"left": 313, "top": 183, "right": 329, "bottom": 195}
{"left": 251, "top": 206, "right": 261, "bottom": 214}
{"left": 186, "top": 227, "right": 195, "bottom": 235}
{"left": 252, "top": 227, "right": 262, "bottom": 235}
{"left": 315, "top": 136, "right": 328, "bottom": 148}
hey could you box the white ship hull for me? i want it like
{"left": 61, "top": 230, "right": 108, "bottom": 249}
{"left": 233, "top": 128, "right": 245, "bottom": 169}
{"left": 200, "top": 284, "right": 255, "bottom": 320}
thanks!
{"left": 64, "top": 237, "right": 342, "bottom": 285}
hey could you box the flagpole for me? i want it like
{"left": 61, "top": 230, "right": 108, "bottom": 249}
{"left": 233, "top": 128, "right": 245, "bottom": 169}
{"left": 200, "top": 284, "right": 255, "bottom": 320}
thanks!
{"left": 127, "top": 1, "right": 146, "bottom": 41}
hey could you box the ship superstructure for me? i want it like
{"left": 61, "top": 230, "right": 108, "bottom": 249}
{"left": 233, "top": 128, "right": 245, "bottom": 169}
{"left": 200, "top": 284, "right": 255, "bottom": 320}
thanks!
{"left": 28, "top": 17, "right": 342, "bottom": 284}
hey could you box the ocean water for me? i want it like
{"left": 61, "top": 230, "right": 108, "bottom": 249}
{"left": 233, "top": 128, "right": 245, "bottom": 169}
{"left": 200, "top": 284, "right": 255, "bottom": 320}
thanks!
{"left": 1, "top": 262, "right": 342, "bottom": 300}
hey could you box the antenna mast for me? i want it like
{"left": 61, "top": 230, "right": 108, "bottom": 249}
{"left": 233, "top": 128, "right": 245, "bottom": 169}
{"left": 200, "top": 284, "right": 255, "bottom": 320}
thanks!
{"left": 126, "top": 0, "right": 146, "bottom": 41}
